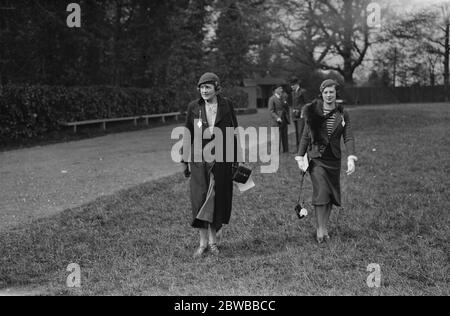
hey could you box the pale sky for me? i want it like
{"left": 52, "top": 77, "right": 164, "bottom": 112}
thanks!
{"left": 390, "top": 0, "right": 450, "bottom": 10}
{"left": 409, "top": 0, "right": 450, "bottom": 4}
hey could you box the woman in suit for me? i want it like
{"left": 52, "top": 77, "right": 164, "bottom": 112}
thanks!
{"left": 182, "top": 73, "right": 239, "bottom": 258}
{"left": 296, "top": 79, "right": 358, "bottom": 244}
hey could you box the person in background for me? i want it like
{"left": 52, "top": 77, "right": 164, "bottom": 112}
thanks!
{"left": 269, "top": 85, "right": 290, "bottom": 153}
{"left": 182, "top": 72, "right": 239, "bottom": 258}
{"left": 290, "top": 77, "right": 307, "bottom": 153}
{"left": 296, "top": 79, "right": 358, "bottom": 244}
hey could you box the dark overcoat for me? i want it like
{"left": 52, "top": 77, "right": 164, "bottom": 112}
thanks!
{"left": 291, "top": 88, "right": 306, "bottom": 121}
{"left": 183, "top": 95, "right": 238, "bottom": 231}
{"left": 268, "top": 95, "right": 290, "bottom": 127}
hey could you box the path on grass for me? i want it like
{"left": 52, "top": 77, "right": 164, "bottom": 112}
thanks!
{"left": 0, "top": 109, "right": 290, "bottom": 231}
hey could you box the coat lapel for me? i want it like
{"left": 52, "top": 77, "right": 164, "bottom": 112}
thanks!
{"left": 214, "top": 96, "right": 230, "bottom": 126}
{"left": 195, "top": 99, "right": 208, "bottom": 130}
{"left": 329, "top": 111, "right": 343, "bottom": 138}
{"left": 318, "top": 101, "right": 342, "bottom": 140}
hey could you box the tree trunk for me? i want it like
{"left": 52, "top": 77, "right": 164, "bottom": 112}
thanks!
{"left": 343, "top": 66, "right": 354, "bottom": 85}
{"left": 111, "top": 0, "right": 123, "bottom": 118}
{"left": 342, "top": 0, "right": 355, "bottom": 85}
{"left": 430, "top": 66, "right": 435, "bottom": 87}
{"left": 445, "top": 23, "right": 449, "bottom": 100}
{"left": 113, "top": 0, "right": 122, "bottom": 88}
{"left": 393, "top": 47, "right": 397, "bottom": 87}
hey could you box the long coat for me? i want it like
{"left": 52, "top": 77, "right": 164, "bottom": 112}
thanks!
{"left": 298, "top": 99, "right": 355, "bottom": 160}
{"left": 183, "top": 95, "right": 238, "bottom": 231}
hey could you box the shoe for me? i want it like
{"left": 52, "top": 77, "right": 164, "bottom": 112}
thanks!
{"left": 209, "top": 244, "right": 220, "bottom": 256}
{"left": 324, "top": 234, "right": 331, "bottom": 242}
{"left": 193, "top": 246, "right": 208, "bottom": 259}
{"left": 316, "top": 236, "right": 325, "bottom": 244}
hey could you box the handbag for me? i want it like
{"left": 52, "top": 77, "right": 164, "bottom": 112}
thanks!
{"left": 227, "top": 100, "right": 252, "bottom": 184}
{"left": 232, "top": 163, "right": 252, "bottom": 184}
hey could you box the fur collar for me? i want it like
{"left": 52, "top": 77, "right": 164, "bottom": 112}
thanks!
{"left": 303, "top": 99, "right": 343, "bottom": 122}
{"left": 303, "top": 99, "right": 344, "bottom": 143}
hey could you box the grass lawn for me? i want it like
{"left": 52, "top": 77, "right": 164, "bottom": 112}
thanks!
{"left": 0, "top": 103, "right": 448, "bottom": 296}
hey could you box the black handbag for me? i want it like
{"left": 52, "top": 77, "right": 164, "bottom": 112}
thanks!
{"left": 232, "top": 163, "right": 252, "bottom": 184}
{"left": 227, "top": 100, "right": 252, "bottom": 184}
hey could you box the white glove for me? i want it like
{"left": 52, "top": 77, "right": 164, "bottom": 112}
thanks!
{"left": 346, "top": 155, "right": 358, "bottom": 175}
{"left": 295, "top": 156, "right": 308, "bottom": 172}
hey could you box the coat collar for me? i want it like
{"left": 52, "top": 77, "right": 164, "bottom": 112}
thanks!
{"left": 196, "top": 95, "right": 230, "bottom": 127}
{"left": 311, "top": 100, "right": 344, "bottom": 138}
{"left": 329, "top": 111, "right": 343, "bottom": 137}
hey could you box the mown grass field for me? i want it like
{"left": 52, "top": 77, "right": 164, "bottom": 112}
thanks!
{"left": 0, "top": 103, "right": 448, "bottom": 296}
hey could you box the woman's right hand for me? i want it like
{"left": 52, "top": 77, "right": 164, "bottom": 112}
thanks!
{"left": 182, "top": 162, "right": 191, "bottom": 178}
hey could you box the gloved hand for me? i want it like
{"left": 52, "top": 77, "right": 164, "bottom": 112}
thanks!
{"left": 346, "top": 155, "right": 358, "bottom": 175}
{"left": 295, "top": 156, "right": 308, "bottom": 172}
{"left": 182, "top": 162, "right": 191, "bottom": 178}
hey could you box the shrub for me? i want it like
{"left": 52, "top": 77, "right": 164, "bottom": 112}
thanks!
{"left": 222, "top": 86, "right": 249, "bottom": 108}
{"left": 0, "top": 85, "right": 180, "bottom": 140}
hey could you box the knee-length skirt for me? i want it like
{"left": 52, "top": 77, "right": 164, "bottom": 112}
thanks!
{"left": 309, "top": 157, "right": 341, "bottom": 207}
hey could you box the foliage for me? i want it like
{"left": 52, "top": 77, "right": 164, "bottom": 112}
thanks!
{"left": 0, "top": 85, "right": 178, "bottom": 140}
{"left": 1, "top": 0, "right": 445, "bottom": 113}
{"left": 276, "top": 0, "right": 374, "bottom": 84}
{"left": 222, "top": 86, "right": 249, "bottom": 108}
{"left": 213, "top": 1, "right": 251, "bottom": 86}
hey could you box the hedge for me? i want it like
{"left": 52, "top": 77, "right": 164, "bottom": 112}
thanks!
{"left": 0, "top": 85, "right": 249, "bottom": 140}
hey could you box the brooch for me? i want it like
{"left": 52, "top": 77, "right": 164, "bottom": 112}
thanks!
{"left": 197, "top": 110, "right": 203, "bottom": 128}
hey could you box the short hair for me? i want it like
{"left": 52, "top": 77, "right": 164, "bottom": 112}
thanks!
{"left": 320, "top": 79, "right": 339, "bottom": 93}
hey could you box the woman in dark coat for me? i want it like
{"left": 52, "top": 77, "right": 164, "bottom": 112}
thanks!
{"left": 296, "top": 79, "right": 358, "bottom": 244}
{"left": 182, "top": 73, "right": 239, "bottom": 258}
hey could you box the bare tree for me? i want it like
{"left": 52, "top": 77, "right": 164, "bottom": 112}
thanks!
{"left": 276, "top": 0, "right": 374, "bottom": 85}
{"left": 390, "top": 4, "right": 450, "bottom": 89}
{"left": 277, "top": 0, "right": 331, "bottom": 70}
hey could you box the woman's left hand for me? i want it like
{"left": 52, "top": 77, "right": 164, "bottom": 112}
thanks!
{"left": 346, "top": 156, "right": 358, "bottom": 176}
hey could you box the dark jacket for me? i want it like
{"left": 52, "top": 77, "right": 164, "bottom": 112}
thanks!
{"left": 183, "top": 95, "right": 238, "bottom": 230}
{"left": 291, "top": 88, "right": 306, "bottom": 121}
{"left": 269, "top": 94, "right": 290, "bottom": 126}
{"left": 298, "top": 99, "right": 355, "bottom": 160}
